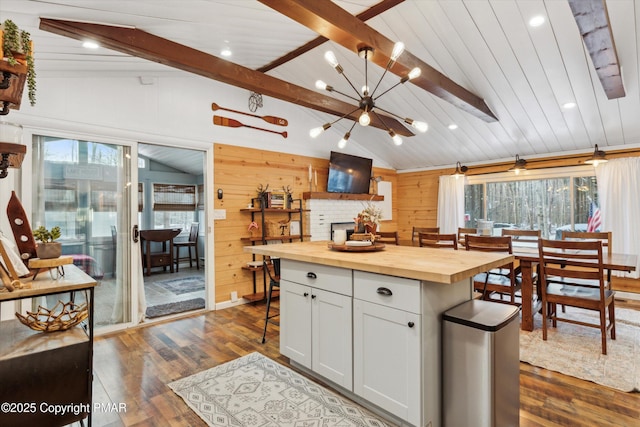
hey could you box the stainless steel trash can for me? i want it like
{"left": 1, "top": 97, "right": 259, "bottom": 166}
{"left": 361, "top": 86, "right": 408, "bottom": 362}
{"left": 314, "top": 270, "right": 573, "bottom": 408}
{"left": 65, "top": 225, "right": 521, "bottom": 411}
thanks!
{"left": 443, "top": 299, "right": 520, "bottom": 427}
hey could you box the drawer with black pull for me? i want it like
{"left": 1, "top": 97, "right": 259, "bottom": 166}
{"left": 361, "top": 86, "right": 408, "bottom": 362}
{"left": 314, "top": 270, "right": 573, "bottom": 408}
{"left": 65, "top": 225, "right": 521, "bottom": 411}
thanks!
{"left": 281, "top": 259, "right": 352, "bottom": 296}
{"left": 354, "top": 271, "right": 421, "bottom": 314}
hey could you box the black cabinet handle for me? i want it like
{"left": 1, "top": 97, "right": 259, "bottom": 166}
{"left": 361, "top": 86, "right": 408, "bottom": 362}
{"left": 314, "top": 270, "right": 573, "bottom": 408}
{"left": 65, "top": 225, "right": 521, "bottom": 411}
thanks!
{"left": 376, "top": 287, "right": 393, "bottom": 296}
{"left": 408, "top": 321, "right": 415, "bottom": 328}
{"left": 303, "top": 292, "right": 309, "bottom": 297}
{"left": 311, "top": 294, "right": 317, "bottom": 299}
{"left": 307, "top": 272, "right": 317, "bottom": 279}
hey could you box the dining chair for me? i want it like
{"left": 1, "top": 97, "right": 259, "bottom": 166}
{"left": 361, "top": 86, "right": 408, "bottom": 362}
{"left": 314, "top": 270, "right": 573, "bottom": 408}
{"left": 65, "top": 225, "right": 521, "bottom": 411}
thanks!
{"left": 377, "top": 231, "right": 399, "bottom": 245}
{"left": 502, "top": 228, "right": 541, "bottom": 241}
{"left": 174, "top": 222, "right": 200, "bottom": 272}
{"left": 537, "top": 238, "right": 615, "bottom": 355}
{"left": 418, "top": 232, "right": 458, "bottom": 249}
{"left": 561, "top": 230, "right": 612, "bottom": 282}
{"left": 261, "top": 257, "right": 280, "bottom": 344}
{"left": 412, "top": 226, "right": 439, "bottom": 243}
{"left": 465, "top": 235, "right": 521, "bottom": 305}
{"left": 457, "top": 227, "right": 476, "bottom": 248}
{"left": 503, "top": 228, "right": 541, "bottom": 288}
{"left": 561, "top": 231, "right": 611, "bottom": 249}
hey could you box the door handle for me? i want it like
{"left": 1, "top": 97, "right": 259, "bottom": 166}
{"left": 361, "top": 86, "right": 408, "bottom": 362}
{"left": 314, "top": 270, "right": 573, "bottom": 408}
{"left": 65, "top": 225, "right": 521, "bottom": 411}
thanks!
{"left": 376, "top": 287, "right": 393, "bottom": 296}
{"left": 408, "top": 321, "right": 415, "bottom": 328}
{"left": 132, "top": 225, "right": 139, "bottom": 243}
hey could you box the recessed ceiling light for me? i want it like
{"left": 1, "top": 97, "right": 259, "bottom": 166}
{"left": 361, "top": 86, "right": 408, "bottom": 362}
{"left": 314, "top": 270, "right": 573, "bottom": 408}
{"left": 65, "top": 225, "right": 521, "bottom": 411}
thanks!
{"left": 82, "top": 40, "right": 100, "bottom": 49}
{"left": 448, "top": 124, "right": 458, "bottom": 130}
{"left": 529, "top": 15, "right": 545, "bottom": 27}
{"left": 221, "top": 48, "right": 232, "bottom": 57}
{"left": 562, "top": 102, "right": 576, "bottom": 109}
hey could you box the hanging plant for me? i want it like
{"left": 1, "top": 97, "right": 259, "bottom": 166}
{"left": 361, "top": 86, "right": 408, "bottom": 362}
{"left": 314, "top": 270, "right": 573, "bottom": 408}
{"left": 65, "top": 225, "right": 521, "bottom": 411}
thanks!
{"left": 1, "top": 19, "right": 36, "bottom": 106}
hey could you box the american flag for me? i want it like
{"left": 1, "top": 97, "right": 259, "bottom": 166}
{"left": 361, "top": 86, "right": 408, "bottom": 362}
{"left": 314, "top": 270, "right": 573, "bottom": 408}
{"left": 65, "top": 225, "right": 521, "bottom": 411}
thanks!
{"left": 587, "top": 202, "right": 601, "bottom": 232}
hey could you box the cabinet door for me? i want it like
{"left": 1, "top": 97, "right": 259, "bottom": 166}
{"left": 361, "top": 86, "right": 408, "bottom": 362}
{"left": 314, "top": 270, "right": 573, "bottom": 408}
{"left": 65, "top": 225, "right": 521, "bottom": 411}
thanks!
{"left": 311, "top": 288, "right": 353, "bottom": 390}
{"left": 353, "top": 299, "right": 421, "bottom": 425}
{"left": 280, "top": 280, "right": 312, "bottom": 368}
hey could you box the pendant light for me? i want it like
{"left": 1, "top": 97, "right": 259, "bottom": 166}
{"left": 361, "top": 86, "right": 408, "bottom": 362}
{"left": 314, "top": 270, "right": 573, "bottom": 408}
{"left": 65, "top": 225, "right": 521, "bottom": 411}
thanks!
{"left": 584, "top": 144, "right": 608, "bottom": 167}
{"left": 508, "top": 155, "right": 527, "bottom": 175}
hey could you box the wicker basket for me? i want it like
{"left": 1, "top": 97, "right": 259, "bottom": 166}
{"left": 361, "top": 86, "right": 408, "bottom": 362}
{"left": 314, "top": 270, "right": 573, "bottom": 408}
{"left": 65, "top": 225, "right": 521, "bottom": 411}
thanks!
{"left": 265, "top": 220, "right": 290, "bottom": 237}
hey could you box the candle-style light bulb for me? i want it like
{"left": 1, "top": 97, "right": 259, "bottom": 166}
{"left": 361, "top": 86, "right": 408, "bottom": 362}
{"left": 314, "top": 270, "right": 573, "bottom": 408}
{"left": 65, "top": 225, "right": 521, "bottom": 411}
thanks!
{"left": 359, "top": 111, "right": 371, "bottom": 126}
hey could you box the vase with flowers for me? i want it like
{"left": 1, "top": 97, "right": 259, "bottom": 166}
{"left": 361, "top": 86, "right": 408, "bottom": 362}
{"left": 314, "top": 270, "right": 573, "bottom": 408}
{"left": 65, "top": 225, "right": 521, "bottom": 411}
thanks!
{"left": 355, "top": 202, "right": 382, "bottom": 234}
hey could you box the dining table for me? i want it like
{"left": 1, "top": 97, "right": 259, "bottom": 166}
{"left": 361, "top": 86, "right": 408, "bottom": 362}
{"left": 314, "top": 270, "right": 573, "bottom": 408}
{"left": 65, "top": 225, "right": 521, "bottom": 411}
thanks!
{"left": 139, "top": 228, "right": 182, "bottom": 276}
{"left": 401, "top": 237, "right": 638, "bottom": 331}
{"left": 512, "top": 244, "right": 637, "bottom": 331}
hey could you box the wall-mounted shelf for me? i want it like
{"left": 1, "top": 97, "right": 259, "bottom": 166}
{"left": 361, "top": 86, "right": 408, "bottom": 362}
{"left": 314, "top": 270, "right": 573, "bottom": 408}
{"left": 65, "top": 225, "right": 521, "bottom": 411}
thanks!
{"left": 302, "top": 192, "right": 384, "bottom": 201}
{"left": 241, "top": 197, "right": 304, "bottom": 302}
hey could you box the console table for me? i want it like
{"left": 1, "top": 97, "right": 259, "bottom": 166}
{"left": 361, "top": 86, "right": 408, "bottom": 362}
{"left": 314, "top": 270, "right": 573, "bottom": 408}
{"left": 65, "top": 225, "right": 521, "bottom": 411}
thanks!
{"left": 140, "top": 228, "right": 181, "bottom": 276}
{"left": 0, "top": 265, "right": 96, "bottom": 426}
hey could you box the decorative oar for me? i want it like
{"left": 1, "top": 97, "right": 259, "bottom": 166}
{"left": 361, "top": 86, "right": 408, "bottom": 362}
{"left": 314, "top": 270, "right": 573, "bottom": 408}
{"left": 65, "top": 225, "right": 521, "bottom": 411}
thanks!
{"left": 213, "top": 115, "right": 288, "bottom": 138}
{"left": 211, "top": 102, "right": 288, "bottom": 126}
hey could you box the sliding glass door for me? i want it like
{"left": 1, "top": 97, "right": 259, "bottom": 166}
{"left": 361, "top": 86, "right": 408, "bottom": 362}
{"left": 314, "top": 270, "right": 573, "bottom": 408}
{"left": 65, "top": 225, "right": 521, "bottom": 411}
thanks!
{"left": 32, "top": 135, "right": 135, "bottom": 328}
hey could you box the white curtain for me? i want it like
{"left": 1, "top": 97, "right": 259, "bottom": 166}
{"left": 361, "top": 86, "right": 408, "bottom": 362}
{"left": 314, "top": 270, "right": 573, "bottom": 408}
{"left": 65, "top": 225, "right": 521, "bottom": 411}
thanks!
{"left": 595, "top": 158, "right": 640, "bottom": 278}
{"left": 437, "top": 175, "right": 465, "bottom": 234}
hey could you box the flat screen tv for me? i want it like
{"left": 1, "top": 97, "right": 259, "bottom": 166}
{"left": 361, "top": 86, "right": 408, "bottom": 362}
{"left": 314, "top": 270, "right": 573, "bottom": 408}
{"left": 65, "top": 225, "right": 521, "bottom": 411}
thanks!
{"left": 327, "top": 151, "right": 372, "bottom": 194}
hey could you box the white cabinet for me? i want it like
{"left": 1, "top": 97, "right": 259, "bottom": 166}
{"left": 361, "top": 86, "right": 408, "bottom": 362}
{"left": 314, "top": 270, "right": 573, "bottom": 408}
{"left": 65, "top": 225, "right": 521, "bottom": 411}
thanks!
{"left": 280, "top": 260, "right": 353, "bottom": 390}
{"left": 353, "top": 271, "right": 422, "bottom": 425}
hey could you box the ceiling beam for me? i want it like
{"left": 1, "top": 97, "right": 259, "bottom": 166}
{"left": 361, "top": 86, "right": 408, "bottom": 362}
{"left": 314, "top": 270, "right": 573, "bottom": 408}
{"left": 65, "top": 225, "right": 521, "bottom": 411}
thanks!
{"left": 568, "top": 0, "right": 625, "bottom": 99}
{"left": 39, "top": 18, "right": 414, "bottom": 137}
{"left": 258, "top": 0, "right": 498, "bottom": 123}
{"left": 257, "top": 0, "right": 405, "bottom": 73}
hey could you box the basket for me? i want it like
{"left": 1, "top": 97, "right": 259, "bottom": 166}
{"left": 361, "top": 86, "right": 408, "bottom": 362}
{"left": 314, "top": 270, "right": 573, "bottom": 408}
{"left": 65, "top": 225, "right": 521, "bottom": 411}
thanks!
{"left": 265, "top": 220, "right": 290, "bottom": 237}
{"left": 15, "top": 299, "right": 89, "bottom": 332}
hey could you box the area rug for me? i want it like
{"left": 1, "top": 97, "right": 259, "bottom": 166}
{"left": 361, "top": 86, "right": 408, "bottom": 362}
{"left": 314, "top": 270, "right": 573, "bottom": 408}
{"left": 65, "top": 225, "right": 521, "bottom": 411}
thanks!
{"left": 169, "top": 352, "right": 393, "bottom": 427}
{"left": 519, "top": 307, "right": 640, "bottom": 392}
{"left": 146, "top": 297, "right": 205, "bottom": 318}
{"left": 154, "top": 275, "right": 205, "bottom": 295}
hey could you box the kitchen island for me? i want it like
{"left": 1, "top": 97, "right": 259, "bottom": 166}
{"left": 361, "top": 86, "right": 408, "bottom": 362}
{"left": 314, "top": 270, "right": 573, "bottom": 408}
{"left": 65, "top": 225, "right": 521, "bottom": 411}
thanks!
{"left": 245, "top": 241, "right": 514, "bottom": 427}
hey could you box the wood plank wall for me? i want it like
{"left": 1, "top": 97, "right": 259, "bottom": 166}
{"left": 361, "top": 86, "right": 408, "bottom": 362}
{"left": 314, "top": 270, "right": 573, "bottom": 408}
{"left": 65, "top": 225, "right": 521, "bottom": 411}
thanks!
{"left": 213, "top": 143, "right": 397, "bottom": 303}
{"left": 213, "top": 144, "right": 639, "bottom": 303}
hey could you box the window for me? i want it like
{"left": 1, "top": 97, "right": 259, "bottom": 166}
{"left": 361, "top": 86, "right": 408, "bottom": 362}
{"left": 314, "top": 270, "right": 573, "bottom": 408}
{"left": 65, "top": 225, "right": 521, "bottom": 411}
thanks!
{"left": 152, "top": 183, "right": 197, "bottom": 230}
{"left": 465, "top": 166, "right": 598, "bottom": 239}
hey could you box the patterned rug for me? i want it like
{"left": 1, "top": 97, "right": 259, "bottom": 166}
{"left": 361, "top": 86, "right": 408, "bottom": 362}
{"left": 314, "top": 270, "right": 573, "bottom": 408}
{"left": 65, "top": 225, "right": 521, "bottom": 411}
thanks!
{"left": 519, "top": 307, "right": 640, "bottom": 392}
{"left": 154, "top": 276, "right": 205, "bottom": 295}
{"left": 169, "top": 352, "right": 393, "bottom": 427}
{"left": 146, "top": 297, "right": 205, "bottom": 318}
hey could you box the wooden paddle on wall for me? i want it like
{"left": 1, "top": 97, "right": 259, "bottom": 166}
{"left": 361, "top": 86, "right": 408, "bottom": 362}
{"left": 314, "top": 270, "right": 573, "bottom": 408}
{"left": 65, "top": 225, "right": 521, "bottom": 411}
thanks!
{"left": 211, "top": 103, "right": 288, "bottom": 126}
{"left": 213, "top": 115, "right": 288, "bottom": 138}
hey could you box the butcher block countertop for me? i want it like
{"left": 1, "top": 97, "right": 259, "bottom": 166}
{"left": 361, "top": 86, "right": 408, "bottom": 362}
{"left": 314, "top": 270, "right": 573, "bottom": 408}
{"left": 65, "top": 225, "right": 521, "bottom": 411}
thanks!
{"left": 245, "top": 241, "right": 513, "bottom": 284}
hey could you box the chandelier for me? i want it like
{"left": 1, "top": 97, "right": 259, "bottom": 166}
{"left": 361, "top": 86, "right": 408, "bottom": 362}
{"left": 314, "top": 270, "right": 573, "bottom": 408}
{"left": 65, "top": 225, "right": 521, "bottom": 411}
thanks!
{"left": 309, "top": 42, "right": 428, "bottom": 148}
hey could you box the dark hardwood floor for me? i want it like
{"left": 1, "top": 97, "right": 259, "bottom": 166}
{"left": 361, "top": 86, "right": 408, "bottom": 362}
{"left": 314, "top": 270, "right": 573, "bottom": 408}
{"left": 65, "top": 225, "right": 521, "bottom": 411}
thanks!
{"left": 91, "top": 301, "right": 640, "bottom": 427}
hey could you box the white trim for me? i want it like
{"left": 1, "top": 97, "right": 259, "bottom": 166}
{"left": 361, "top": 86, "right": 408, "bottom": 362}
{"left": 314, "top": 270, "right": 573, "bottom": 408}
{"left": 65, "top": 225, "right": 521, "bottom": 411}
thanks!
{"left": 215, "top": 298, "right": 251, "bottom": 310}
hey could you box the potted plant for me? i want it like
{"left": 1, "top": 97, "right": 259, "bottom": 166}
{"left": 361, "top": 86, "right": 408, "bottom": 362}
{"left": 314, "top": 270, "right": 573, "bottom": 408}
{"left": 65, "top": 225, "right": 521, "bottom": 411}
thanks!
{"left": 1, "top": 19, "right": 36, "bottom": 111}
{"left": 355, "top": 202, "right": 382, "bottom": 234}
{"left": 33, "top": 225, "right": 62, "bottom": 259}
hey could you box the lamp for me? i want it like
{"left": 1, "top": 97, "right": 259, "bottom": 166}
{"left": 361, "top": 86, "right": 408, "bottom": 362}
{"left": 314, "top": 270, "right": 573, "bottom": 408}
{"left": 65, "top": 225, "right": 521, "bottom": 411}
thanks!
{"left": 0, "top": 121, "right": 25, "bottom": 179}
{"left": 310, "top": 42, "right": 428, "bottom": 148}
{"left": 452, "top": 161, "right": 468, "bottom": 179}
{"left": 508, "top": 154, "right": 527, "bottom": 175}
{"left": 584, "top": 144, "right": 608, "bottom": 167}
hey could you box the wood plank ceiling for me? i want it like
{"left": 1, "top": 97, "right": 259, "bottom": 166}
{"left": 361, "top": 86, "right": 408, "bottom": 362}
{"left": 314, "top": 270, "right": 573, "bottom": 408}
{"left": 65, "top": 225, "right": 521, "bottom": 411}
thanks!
{"left": 2, "top": 0, "right": 640, "bottom": 171}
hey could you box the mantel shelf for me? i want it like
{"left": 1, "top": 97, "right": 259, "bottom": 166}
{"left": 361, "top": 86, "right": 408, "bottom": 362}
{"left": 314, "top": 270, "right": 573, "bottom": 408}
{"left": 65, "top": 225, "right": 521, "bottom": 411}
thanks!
{"left": 302, "top": 192, "right": 383, "bottom": 201}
